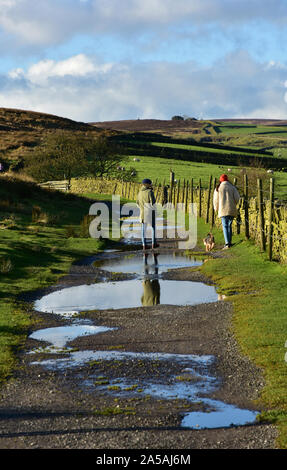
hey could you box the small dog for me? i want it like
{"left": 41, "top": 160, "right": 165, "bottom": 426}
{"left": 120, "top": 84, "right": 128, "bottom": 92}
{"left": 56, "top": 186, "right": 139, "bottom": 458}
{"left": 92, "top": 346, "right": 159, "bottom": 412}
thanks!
{"left": 203, "top": 233, "right": 215, "bottom": 252}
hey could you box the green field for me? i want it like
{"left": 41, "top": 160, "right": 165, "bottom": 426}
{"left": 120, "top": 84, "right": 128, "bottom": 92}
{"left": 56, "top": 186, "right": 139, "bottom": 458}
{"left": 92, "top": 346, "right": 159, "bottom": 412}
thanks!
{"left": 216, "top": 124, "right": 287, "bottom": 137}
{"left": 125, "top": 154, "right": 287, "bottom": 200}
{"left": 150, "top": 140, "right": 270, "bottom": 158}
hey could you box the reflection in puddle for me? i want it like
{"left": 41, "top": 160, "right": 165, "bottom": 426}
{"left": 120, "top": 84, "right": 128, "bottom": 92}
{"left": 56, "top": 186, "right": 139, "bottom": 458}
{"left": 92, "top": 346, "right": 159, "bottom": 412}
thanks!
{"left": 34, "top": 252, "right": 210, "bottom": 316}
{"left": 34, "top": 280, "right": 218, "bottom": 315}
{"left": 94, "top": 252, "right": 202, "bottom": 276}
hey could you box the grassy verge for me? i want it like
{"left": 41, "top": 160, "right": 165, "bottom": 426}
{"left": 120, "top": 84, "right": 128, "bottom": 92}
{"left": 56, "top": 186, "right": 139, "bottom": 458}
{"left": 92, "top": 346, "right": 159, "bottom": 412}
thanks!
{"left": 0, "top": 177, "right": 109, "bottom": 384}
{"left": 196, "top": 217, "right": 287, "bottom": 448}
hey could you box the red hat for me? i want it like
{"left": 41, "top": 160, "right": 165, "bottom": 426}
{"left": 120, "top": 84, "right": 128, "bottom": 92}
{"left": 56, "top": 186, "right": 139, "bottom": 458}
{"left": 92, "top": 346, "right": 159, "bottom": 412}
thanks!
{"left": 220, "top": 174, "right": 228, "bottom": 182}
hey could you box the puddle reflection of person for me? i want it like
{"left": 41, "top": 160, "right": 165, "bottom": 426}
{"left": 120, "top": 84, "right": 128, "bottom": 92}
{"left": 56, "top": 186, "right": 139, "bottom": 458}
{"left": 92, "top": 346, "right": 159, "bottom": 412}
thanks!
{"left": 141, "top": 253, "right": 160, "bottom": 306}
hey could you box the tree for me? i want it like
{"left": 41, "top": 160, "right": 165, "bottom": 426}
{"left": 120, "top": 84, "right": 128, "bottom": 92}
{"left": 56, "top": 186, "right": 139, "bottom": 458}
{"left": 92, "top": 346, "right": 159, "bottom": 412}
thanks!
{"left": 86, "top": 135, "right": 126, "bottom": 177}
{"left": 24, "top": 132, "right": 135, "bottom": 183}
{"left": 24, "top": 132, "right": 89, "bottom": 184}
{"left": 171, "top": 115, "right": 184, "bottom": 121}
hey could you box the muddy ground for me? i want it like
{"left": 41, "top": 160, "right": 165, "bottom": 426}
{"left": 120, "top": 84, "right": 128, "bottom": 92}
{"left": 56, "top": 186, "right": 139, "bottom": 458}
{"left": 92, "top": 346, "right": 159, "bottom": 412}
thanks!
{"left": 0, "top": 243, "right": 278, "bottom": 450}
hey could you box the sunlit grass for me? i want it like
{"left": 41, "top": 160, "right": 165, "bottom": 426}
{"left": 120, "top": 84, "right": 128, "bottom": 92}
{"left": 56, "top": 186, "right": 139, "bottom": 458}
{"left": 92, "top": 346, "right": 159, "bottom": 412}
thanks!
{"left": 195, "top": 217, "right": 287, "bottom": 448}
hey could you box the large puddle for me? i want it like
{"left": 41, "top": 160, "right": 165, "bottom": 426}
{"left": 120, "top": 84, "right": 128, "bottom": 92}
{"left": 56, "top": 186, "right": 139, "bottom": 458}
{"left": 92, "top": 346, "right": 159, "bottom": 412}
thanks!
{"left": 34, "top": 280, "right": 218, "bottom": 315}
{"left": 34, "top": 252, "right": 217, "bottom": 315}
{"left": 29, "top": 250, "right": 259, "bottom": 430}
{"left": 31, "top": 348, "right": 258, "bottom": 430}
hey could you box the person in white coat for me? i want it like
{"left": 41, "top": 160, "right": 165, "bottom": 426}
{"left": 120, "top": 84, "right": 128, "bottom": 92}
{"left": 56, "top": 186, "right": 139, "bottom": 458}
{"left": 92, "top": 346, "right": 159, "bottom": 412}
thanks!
{"left": 213, "top": 174, "right": 240, "bottom": 249}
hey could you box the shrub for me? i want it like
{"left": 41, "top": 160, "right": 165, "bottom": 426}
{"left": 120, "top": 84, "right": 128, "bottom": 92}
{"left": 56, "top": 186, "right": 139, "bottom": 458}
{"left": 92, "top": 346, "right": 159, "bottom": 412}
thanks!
{"left": 0, "top": 257, "right": 13, "bottom": 274}
{"left": 64, "top": 226, "right": 79, "bottom": 238}
{"left": 31, "top": 205, "right": 42, "bottom": 222}
{"left": 79, "top": 215, "right": 95, "bottom": 238}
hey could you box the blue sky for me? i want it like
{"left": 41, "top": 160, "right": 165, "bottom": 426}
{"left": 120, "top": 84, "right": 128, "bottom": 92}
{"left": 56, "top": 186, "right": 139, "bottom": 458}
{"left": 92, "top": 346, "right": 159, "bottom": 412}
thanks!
{"left": 0, "top": 0, "right": 287, "bottom": 122}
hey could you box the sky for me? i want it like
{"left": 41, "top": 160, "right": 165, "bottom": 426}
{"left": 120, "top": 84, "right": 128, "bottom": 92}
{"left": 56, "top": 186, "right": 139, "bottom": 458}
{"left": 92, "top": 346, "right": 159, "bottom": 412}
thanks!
{"left": 1, "top": 0, "right": 287, "bottom": 122}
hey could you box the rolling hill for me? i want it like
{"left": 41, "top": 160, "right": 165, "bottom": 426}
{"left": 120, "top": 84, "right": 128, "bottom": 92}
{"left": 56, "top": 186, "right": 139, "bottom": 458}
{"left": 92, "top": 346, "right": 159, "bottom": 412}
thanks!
{"left": 0, "top": 107, "right": 102, "bottom": 170}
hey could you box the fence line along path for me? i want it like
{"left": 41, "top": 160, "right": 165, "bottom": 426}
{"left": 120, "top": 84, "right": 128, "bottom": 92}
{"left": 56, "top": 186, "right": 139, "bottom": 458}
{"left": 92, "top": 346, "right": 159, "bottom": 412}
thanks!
{"left": 39, "top": 174, "right": 287, "bottom": 264}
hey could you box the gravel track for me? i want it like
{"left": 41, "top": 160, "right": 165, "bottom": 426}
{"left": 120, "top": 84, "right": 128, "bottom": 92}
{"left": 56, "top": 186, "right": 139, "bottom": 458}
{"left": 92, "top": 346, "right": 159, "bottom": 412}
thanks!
{"left": 0, "top": 245, "right": 278, "bottom": 449}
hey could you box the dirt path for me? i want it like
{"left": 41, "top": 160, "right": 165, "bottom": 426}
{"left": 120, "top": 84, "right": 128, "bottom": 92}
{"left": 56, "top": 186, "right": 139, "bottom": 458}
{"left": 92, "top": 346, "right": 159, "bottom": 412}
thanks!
{"left": 0, "top": 243, "right": 278, "bottom": 449}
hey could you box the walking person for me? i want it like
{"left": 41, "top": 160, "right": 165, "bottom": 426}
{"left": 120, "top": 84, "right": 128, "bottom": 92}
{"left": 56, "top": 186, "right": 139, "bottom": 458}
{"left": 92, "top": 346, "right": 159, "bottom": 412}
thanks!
{"left": 213, "top": 174, "right": 240, "bottom": 249}
{"left": 136, "top": 178, "right": 158, "bottom": 250}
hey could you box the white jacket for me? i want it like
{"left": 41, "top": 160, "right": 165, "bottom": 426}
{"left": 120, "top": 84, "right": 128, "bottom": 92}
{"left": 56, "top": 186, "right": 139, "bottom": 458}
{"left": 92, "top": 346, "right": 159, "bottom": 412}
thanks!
{"left": 213, "top": 181, "right": 240, "bottom": 218}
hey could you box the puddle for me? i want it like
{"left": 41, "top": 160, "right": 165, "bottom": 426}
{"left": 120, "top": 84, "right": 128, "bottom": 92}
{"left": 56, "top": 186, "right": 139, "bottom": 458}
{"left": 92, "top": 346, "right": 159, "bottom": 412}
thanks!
{"left": 94, "top": 252, "right": 202, "bottom": 276}
{"left": 34, "top": 279, "right": 218, "bottom": 315}
{"left": 28, "top": 248, "right": 259, "bottom": 430}
{"left": 31, "top": 349, "right": 214, "bottom": 370}
{"left": 29, "top": 320, "right": 115, "bottom": 352}
{"left": 31, "top": 349, "right": 259, "bottom": 430}
{"left": 181, "top": 399, "right": 258, "bottom": 430}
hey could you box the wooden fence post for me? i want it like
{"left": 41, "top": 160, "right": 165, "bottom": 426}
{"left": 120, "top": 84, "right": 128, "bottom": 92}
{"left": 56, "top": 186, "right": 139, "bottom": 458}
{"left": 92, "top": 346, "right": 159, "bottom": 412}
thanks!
{"left": 176, "top": 180, "right": 181, "bottom": 208}
{"left": 190, "top": 178, "right": 194, "bottom": 204}
{"left": 257, "top": 178, "right": 266, "bottom": 251}
{"left": 211, "top": 177, "right": 216, "bottom": 227}
{"left": 233, "top": 177, "right": 240, "bottom": 234}
{"left": 155, "top": 182, "right": 160, "bottom": 202}
{"left": 205, "top": 175, "right": 212, "bottom": 223}
{"left": 185, "top": 181, "right": 189, "bottom": 213}
{"left": 268, "top": 177, "right": 275, "bottom": 261}
{"left": 182, "top": 179, "right": 186, "bottom": 204}
{"left": 244, "top": 174, "right": 249, "bottom": 239}
{"left": 172, "top": 185, "right": 176, "bottom": 207}
{"left": 169, "top": 170, "right": 175, "bottom": 203}
{"left": 199, "top": 179, "right": 202, "bottom": 218}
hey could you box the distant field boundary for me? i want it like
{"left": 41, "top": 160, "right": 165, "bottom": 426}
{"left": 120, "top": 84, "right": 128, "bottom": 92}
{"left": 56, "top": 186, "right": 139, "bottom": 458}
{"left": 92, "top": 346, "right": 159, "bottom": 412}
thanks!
{"left": 111, "top": 132, "right": 274, "bottom": 155}
{"left": 110, "top": 134, "right": 287, "bottom": 170}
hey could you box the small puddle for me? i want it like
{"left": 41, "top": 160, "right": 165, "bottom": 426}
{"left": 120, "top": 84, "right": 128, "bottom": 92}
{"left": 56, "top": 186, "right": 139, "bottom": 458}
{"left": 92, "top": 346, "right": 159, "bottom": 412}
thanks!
{"left": 29, "top": 320, "right": 115, "bottom": 353}
{"left": 94, "top": 252, "right": 201, "bottom": 276}
{"left": 181, "top": 399, "right": 258, "bottom": 430}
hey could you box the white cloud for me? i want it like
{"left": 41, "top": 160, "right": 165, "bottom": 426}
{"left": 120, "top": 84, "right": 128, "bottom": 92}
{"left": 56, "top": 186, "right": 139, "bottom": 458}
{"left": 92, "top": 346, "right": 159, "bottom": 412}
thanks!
{"left": 8, "top": 54, "right": 114, "bottom": 85}
{"left": 1, "top": 51, "right": 287, "bottom": 122}
{"left": 1, "top": 0, "right": 287, "bottom": 49}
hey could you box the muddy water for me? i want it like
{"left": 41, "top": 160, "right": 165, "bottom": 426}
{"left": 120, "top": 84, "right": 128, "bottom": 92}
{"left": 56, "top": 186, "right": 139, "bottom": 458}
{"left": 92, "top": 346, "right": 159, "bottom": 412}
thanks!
{"left": 29, "top": 250, "right": 259, "bottom": 430}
